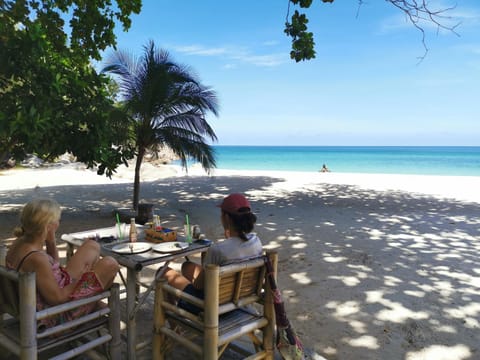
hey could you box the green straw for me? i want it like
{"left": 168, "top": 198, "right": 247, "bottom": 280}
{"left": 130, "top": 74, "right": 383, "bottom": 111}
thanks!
{"left": 186, "top": 214, "right": 191, "bottom": 242}
{"left": 116, "top": 213, "right": 122, "bottom": 240}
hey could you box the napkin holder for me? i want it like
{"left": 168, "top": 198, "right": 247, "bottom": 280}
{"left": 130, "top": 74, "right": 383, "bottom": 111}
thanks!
{"left": 145, "top": 228, "right": 177, "bottom": 243}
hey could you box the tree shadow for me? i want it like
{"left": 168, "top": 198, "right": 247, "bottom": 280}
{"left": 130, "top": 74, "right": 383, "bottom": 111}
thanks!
{"left": 253, "top": 184, "right": 480, "bottom": 360}
{"left": 1, "top": 176, "right": 479, "bottom": 359}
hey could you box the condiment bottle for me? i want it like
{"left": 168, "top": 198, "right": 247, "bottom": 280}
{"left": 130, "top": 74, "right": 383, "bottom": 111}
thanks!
{"left": 129, "top": 218, "right": 137, "bottom": 243}
{"left": 155, "top": 215, "right": 163, "bottom": 231}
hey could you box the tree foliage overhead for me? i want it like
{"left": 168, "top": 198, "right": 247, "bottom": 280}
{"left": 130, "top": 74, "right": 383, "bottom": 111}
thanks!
{"left": 0, "top": 0, "right": 140, "bottom": 174}
{"left": 285, "top": 0, "right": 460, "bottom": 62}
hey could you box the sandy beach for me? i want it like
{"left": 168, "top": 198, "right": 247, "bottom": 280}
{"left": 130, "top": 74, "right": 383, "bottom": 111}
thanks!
{"left": 1, "top": 162, "right": 479, "bottom": 360}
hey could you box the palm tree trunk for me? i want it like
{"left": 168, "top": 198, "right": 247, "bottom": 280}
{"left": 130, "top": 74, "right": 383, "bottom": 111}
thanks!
{"left": 133, "top": 147, "right": 145, "bottom": 210}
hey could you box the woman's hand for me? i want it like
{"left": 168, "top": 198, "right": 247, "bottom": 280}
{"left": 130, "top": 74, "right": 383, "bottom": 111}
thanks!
{"left": 45, "top": 221, "right": 60, "bottom": 262}
{"left": 46, "top": 221, "right": 59, "bottom": 241}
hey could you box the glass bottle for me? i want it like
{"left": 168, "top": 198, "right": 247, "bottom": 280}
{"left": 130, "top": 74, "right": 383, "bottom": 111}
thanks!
{"left": 129, "top": 218, "right": 137, "bottom": 243}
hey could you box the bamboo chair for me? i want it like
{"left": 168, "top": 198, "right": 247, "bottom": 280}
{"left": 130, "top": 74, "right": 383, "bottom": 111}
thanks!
{"left": 0, "top": 245, "right": 121, "bottom": 360}
{"left": 153, "top": 251, "right": 278, "bottom": 360}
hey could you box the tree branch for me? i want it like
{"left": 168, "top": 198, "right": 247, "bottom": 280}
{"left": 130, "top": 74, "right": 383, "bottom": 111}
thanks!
{"left": 285, "top": 0, "right": 461, "bottom": 62}
{"left": 380, "top": 0, "right": 461, "bottom": 62}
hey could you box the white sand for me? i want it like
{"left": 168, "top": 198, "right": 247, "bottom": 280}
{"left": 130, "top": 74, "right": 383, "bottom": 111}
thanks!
{"left": 1, "top": 163, "right": 479, "bottom": 360}
{"left": 3, "top": 162, "right": 479, "bottom": 203}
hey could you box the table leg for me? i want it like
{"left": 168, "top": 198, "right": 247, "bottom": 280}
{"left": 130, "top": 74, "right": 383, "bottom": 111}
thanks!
{"left": 130, "top": 261, "right": 170, "bottom": 321}
{"left": 127, "top": 267, "right": 138, "bottom": 360}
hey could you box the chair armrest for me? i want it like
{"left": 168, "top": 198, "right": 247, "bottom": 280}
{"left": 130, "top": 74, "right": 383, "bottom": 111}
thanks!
{"left": 36, "top": 284, "right": 120, "bottom": 339}
{"left": 36, "top": 288, "right": 112, "bottom": 321}
{"left": 155, "top": 280, "right": 204, "bottom": 326}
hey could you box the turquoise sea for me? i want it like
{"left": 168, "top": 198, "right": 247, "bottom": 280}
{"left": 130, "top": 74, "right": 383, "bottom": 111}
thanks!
{"left": 207, "top": 146, "right": 480, "bottom": 176}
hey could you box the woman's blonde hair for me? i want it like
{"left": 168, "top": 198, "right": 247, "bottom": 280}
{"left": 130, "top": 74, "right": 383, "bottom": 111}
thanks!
{"left": 13, "top": 199, "right": 61, "bottom": 239}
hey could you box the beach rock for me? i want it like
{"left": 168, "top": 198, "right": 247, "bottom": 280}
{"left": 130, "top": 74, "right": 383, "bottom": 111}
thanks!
{"left": 144, "top": 147, "right": 178, "bottom": 164}
{"left": 55, "top": 153, "right": 77, "bottom": 164}
{"left": 19, "top": 153, "right": 78, "bottom": 168}
{"left": 21, "top": 154, "right": 44, "bottom": 168}
{"left": 0, "top": 158, "right": 16, "bottom": 169}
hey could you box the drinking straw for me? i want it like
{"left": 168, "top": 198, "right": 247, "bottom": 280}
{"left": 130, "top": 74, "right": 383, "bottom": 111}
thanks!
{"left": 186, "top": 214, "right": 191, "bottom": 242}
{"left": 116, "top": 213, "right": 122, "bottom": 240}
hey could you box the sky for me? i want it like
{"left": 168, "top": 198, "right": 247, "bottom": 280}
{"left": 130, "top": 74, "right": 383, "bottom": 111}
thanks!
{"left": 98, "top": 0, "right": 480, "bottom": 146}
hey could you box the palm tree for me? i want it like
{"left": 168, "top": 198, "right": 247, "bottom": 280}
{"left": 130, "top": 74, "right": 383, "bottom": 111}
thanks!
{"left": 102, "top": 40, "right": 219, "bottom": 210}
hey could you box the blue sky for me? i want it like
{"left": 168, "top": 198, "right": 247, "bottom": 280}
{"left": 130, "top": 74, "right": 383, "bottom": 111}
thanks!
{"left": 100, "top": 1, "right": 480, "bottom": 146}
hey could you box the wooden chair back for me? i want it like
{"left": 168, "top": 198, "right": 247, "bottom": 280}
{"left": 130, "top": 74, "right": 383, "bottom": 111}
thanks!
{"left": 0, "top": 244, "right": 121, "bottom": 360}
{"left": 0, "top": 245, "right": 23, "bottom": 318}
{"left": 0, "top": 268, "right": 22, "bottom": 318}
{"left": 217, "top": 262, "right": 265, "bottom": 306}
{"left": 153, "top": 251, "right": 277, "bottom": 360}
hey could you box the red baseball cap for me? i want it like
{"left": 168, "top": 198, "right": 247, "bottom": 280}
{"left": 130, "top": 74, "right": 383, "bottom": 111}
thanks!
{"left": 217, "top": 193, "right": 251, "bottom": 214}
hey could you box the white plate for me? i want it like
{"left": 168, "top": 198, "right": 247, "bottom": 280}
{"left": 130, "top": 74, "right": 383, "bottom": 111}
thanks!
{"left": 152, "top": 242, "right": 189, "bottom": 254}
{"left": 111, "top": 242, "right": 152, "bottom": 254}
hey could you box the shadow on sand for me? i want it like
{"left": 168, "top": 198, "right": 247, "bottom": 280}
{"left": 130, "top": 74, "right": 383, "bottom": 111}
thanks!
{"left": 1, "top": 175, "right": 479, "bottom": 359}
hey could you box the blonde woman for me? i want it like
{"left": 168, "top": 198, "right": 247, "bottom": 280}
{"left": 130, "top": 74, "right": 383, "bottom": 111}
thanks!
{"left": 6, "top": 198, "right": 119, "bottom": 329}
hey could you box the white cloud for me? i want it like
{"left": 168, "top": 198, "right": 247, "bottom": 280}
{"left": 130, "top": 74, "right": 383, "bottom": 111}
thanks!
{"left": 230, "top": 52, "right": 286, "bottom": 67}
{"left": 448, "top": 6, "right": 480, "bottom": 26}
{"left": 171, "top": 44, "right": 288, "bottom": 67}
{"left": 172, "top": 45, "right": 228, "bottom": 56}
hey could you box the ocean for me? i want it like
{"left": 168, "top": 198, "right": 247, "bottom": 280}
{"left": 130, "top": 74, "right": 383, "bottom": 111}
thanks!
{"left": 207, "top": 146, "right": 480, "bottom": 176}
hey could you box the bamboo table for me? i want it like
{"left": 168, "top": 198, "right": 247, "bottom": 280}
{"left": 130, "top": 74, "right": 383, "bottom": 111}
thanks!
{"left": 61, "top": 226, "right": 211, "bottom": 360}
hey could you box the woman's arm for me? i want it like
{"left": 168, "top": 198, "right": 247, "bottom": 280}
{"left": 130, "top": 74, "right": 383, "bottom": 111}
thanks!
{"left": 26, "top": 252, "right": 77, "bottom": 305}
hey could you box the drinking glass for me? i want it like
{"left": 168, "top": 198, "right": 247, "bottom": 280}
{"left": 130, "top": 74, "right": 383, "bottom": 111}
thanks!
{"left": 115, "top": 223, "right": 127, "bottom": 241}
{"left": 184, "top": 224, "right": 192, "bottom": 243}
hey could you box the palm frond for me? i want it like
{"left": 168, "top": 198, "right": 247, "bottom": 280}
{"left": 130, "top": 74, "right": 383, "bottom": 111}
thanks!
{"left": 101, "top": 50, "right": 141, "bottom": 101}
{"left": 160, "top": 110, "right": 217, "bottom": 141}
{"left": 102, "top": 40, "right": 220, "bottom": 207}
{"left": 158, "top": 126, "right": 216, "bottom": 173}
